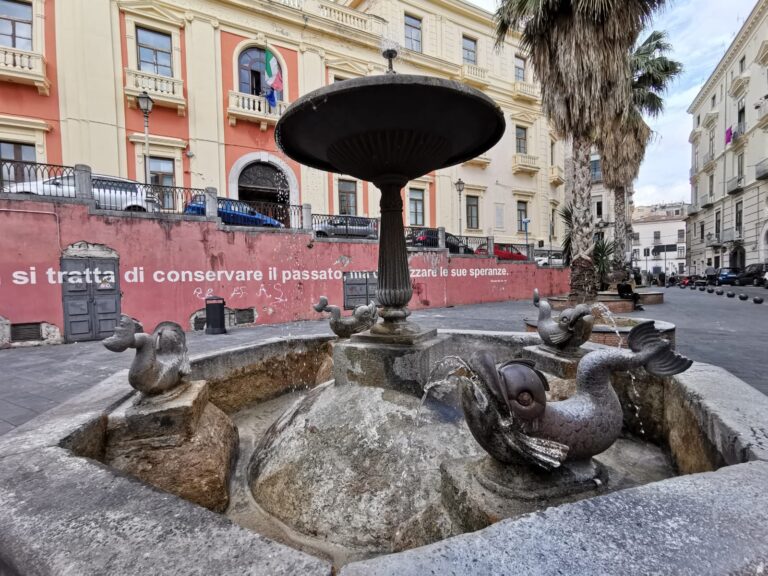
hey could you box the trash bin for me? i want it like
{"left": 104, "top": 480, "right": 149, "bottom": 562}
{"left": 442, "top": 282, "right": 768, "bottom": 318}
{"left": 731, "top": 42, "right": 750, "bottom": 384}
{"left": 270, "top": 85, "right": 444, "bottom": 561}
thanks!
{"left": 205, "top": 296, "right": 227, "bottom": 335}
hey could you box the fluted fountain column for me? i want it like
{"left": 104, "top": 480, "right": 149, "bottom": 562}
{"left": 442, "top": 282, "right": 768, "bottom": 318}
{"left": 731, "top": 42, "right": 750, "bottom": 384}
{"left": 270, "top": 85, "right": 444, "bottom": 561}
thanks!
{"left": 369, "top": 177, "right": 421, "bottom": 339}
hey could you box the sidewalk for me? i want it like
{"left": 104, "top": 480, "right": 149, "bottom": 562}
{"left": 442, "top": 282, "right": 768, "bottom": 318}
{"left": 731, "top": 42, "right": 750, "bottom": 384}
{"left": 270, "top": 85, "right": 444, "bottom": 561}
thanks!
{"left": 1, "top": 292, "right": 766, "bottom": 435}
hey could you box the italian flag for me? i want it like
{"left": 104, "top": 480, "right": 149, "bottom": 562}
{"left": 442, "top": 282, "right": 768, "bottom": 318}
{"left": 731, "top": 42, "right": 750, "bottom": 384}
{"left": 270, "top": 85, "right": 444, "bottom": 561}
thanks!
{"left": 265, "top": 49, "right": 283, "bottom": 91}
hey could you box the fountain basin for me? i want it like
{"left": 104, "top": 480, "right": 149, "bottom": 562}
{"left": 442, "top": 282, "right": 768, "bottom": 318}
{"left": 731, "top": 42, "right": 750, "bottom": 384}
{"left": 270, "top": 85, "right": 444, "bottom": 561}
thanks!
{"left": 2, "top": 330, "right": 768, "bottom": 575}
{"left": 547, "top": 291, "right": 664, "bottom": 313}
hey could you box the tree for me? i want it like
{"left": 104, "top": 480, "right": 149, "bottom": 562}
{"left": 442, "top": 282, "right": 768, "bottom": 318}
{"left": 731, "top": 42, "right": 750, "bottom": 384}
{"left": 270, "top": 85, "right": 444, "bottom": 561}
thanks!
{"left": 598, "top": 30, "right": 683, "bottom": 271}
{"left": 559, "top": 203, "right": 573, "bottom": 266}
{"left": 592, "top": 237, "right": 616, "bottom": 290}
{"left": 495, "top": 0, "right": 664, "bottom": 301}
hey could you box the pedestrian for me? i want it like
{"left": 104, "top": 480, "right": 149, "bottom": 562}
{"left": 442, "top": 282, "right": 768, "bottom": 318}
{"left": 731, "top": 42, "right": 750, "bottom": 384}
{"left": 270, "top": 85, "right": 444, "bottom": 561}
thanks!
{"left": 658, "top": 271, "right": 665, "bottom": 287}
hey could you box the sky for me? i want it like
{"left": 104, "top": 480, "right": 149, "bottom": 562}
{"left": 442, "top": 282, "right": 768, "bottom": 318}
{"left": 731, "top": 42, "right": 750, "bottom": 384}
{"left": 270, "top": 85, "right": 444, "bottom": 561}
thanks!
{"left": 465, "top": 0, "right": 759, "bottom": 206}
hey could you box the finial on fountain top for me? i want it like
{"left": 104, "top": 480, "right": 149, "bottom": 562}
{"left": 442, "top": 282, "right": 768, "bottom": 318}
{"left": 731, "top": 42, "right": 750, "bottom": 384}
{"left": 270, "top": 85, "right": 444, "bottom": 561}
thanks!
{"left": 533, "top": 289, "right": 594, "bottom": 352}
{"left": 381, "top": 39, "right": 399, "bottom": 74}
{"left": 103, "top": 315, "right": 190, "bottom": 396}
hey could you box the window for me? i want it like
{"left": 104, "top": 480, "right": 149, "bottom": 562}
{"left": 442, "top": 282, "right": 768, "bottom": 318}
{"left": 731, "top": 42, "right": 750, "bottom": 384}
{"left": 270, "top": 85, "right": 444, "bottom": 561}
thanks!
{"left": 643, "top": 248, "right": 650, "bottom": 257}
{"left": 462, "top": 36, "right": 477, "bottom": 65}
{"left": 678, "top": 263, "right": 685, "bottom": 275}
{"left": 238, "top": 48, "right": 283, "bottom": 103}
{"left": 715, "top": 211, "right": 721, "bottom": 237}
{"left": 737, "top": 98, "right": 746, "bottom": 130}
{"left": 677, "top": 246, "right": 685, "bottom": 258}
{"left": 517, "top": 200, "right": 528, "bottom": 232}
{"left": 0, "top": 0, "right": 32, "bottom": 51}
{"left": 514, "top": 56, "right": 526, "bottom": 82}
{"left": 149, "top": 157, "right": 175, "bottom": 208}
{"left": 632, "top": 232, "right": 640, "bottom": 245}
{"left": 550, "top": 141, "right": 555, "bottom": 165}
{"left": 495, "top": 203, "right": 504, "bottom": 229}
{"left": 550, "top": 208, "right": 556, "bottom": 238}
{"left": 515, "top": 126, "right": 527, "bottom": 154}
{"left": 137, "top": 27, "right": 173, "bottom": 77}
{"left": 632, "top": 249, "right": 639, "bottom": 260}
{"left": 677, "top": 229, "right": 685, "bottom": 242}
{"left": 409, "top": 188, "right": 424, "bottom": 226}
{"left": 590, "top": 158, "right": 602, "bottom": 181}
{"left": 466, "top": 195, "right": 479, "bottom": 229}
{"left": 699, "top": 222, "right": 704, "bottom": 239}
{"left": 736, "top": 201, "right": 743, "bottom": 235}
{"left": 737, "top": 153, "right": 744, "bottom": 179}
{"left": 708, "top": 174, "right": 714, "bottom": 197}
{"left": 696, "top": 115, "right": 700, "bottom": 127}
{"left": 653, "top": 230, "right": 661, "bottom": 243}
{"left": 708, "top": 129, "right": 715, "bottom": 155}
{"left": 0, "top": 140, "right": 35, "bottom": 184}
{"left": 338, "top": 180, "right": 357, "bottom": 215}
{"left": 711, "top": 94, "right": 716, "bottom": 109}
{"left": 595, "top": 200, "right": 603, "bottom": 220}
{"left": 739, "top": 56, "right": 746, "bottom": 74}
{"left": 404, "top": 14, "right": 422, "bottom": 52}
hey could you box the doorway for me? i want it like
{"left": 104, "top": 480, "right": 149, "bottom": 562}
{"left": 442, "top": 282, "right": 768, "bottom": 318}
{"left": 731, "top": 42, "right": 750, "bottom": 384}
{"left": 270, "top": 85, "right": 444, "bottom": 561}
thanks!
{"left": 61, "top": 257, "right": 121, "bottom": 342}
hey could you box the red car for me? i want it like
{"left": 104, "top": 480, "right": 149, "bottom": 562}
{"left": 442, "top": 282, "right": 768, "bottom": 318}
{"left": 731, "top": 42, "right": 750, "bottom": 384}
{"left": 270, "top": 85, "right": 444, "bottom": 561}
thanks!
{"left": 475, "top": 243, "right": 527, "bottom": 261}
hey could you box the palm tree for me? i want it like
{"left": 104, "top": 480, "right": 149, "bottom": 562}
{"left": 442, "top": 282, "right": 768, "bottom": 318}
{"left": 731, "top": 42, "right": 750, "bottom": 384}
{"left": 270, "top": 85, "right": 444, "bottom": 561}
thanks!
{"left": 559, "top": 203, "right": 573, "bottom": 266}
{"left": 599, "top": 31, "right": 683, "bottom": 271}
{"left": 495, "top": 0, "right": 664, "bottom": 301}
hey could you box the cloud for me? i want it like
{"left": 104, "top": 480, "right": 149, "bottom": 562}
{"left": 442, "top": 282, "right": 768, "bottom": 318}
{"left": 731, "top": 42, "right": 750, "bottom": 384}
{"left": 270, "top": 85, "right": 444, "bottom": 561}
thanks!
{"left": 465, "top": 0, "right": 758, "bottom": 206}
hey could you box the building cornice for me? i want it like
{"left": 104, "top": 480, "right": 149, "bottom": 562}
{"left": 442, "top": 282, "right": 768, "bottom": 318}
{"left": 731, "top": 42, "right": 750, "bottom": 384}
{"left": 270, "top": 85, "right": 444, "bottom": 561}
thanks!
{"left": 687, "top": 0, "right": 768, "bottom": 114}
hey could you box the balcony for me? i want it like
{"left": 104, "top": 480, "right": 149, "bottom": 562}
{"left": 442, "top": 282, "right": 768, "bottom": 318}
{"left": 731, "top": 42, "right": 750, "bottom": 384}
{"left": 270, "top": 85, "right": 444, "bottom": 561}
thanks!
{"left": 757, "top": 40, "right": 768, "bottom": 66}
{"left": 689, "top": 165, "right": 699, "bottom": 181}
{"left": 703, "top": 109, "right": 719, "bottom": 128}
{"left": 688, "top": 203, "right": 700, "bottom": 215}
{"left": 757, "top": 102, "right": 768, "bottom": 129}
{"left": 730, "top": 122, "right": 747, "bottom": 148}
{"left": 0, "top": 46, "right": 50, "bottom": 95}
{"left": 756, "top": 157, "right": 768, "bottom": 181}
{"left": 125, "top": 69, "right": 185, "bottom": 116}
{"left": 317, "top": 1, "right": 382, "bottom": 34}
{"left": 688, "top": 126, "right": 702, "bottom": 143}
{"left": 720, "top": 229, "right": 742, "bottom": 243}
{"left": 512, "top": 153, "right": 540, "bottom": 174}
{"left": 514, "top": 81, "right": 539, "bottom": 102}
{"left": 459, "top": 63, "right": 490, "bottom": 88}
{"left": 702, "top": 151, "right": 715, "bottom": 170}
{"left": 706, "top": 233, "right": 722, "bottom": 247}
{"left": 727, "top": 176, "right": 744, "bottom": 195}
{"left": 728, "top": 71, "right": 750, "bottom": 98}
{"left": 463, "top": 154, "right": 491, "bottom": 168}
{"left": 701, "top": 195, "right": 714, "bottom": 209}
{"left": 549, "top": 165, "right": 565, "bottom": 185}
{"left": 227, "top": 91, "right": 288, "bottom": 129}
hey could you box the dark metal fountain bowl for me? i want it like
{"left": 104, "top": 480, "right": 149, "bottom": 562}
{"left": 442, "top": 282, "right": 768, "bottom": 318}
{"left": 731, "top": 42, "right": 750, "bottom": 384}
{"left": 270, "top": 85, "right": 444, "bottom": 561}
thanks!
{"left": 275, "top": 74, "right": 505, "bottom": 183}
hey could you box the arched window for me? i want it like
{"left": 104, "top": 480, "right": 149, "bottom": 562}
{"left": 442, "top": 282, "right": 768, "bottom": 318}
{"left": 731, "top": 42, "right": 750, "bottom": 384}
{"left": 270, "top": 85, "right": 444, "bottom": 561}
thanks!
{"left": 238, "top": 47, "right": 282, "bottom": 102}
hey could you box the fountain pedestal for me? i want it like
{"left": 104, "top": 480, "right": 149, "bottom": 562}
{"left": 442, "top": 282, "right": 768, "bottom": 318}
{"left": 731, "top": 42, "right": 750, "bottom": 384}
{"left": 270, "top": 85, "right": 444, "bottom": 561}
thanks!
{"left": 333, "top": 333, "right": 449, "bottom": 395}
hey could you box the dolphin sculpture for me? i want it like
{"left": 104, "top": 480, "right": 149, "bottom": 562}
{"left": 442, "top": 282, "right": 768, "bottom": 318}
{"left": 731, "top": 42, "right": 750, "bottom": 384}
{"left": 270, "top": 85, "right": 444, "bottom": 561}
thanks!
{"left": 533, "top": 289, "right": 594, "bottom": 351}
{"left": 460, "top": 321, "right": 692, "bottom": 470}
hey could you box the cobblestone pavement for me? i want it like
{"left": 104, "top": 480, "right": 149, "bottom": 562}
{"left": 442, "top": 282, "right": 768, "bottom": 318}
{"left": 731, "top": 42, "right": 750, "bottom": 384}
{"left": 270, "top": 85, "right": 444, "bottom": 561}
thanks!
{"left": 1, "top": 285, "right": 766, "bottom": 435}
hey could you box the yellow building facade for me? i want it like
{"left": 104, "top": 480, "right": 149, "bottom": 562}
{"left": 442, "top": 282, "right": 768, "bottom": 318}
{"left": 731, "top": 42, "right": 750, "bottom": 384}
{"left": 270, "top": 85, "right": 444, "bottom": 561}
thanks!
{"left": 0, "top": 0, "right": 564, "bottom": 245}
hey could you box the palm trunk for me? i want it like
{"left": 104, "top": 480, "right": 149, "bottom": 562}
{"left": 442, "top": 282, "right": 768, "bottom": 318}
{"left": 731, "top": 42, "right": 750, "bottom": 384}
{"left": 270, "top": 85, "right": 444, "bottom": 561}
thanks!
{"left": 570, "top": 136, "right": 597, "bottom": 302}
{"left": 612, "top": 185, "right": 626, "bottom": 270}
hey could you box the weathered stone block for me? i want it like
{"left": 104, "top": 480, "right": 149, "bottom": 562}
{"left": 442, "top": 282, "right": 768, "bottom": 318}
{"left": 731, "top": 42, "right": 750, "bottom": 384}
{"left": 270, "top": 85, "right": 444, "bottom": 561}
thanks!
{"left": 104, "top": 381, "right": 238, "bottom": 512}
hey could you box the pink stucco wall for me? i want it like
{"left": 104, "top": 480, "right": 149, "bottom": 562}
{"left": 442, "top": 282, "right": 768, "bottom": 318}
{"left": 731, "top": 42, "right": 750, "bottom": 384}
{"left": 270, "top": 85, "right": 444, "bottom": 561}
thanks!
{"left": 0, "top": 199, "right": 569, "bottom": 333}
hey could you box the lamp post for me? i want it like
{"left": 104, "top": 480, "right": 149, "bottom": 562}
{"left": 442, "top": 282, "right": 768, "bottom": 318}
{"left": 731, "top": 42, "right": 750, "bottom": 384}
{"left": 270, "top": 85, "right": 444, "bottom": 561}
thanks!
{"left": 455, "top": 178, "right": 464, "bottom": 233}
{"left": 522, "top": 217, "right": 531, "bottom": 259}
{"left": 136, "top": 91, "right": 154, "bottom": 185}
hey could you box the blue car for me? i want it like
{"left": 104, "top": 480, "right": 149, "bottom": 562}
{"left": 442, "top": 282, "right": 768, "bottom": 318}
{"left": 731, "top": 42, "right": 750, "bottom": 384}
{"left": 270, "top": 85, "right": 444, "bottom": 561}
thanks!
{"left": 713, "top": 267, "right": 741, "bottom": 286}
{"left": 184, "top": 196, "right": 284, "bottom": 228}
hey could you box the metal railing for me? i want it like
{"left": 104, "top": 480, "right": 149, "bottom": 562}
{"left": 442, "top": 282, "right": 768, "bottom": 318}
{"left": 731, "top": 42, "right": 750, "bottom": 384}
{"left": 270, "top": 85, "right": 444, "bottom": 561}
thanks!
{"left": 591, "top": 169, "right": 603, "bottom": 183}
{"left": 241, "top": 200, "right": 304, "bottom": 229}
{"left": 311, "top": 213, "right": 379, "bottom": 239}
{"left": 404, "top": 226, "right": 439, "bottom": 246}
{"left": 454, "top": 235, "right": 488, "bottom": 253}
{"left": 0, "top": 160, "right": 76, "bottom": 198}
{"left": 757, "top": 157, "right": 768, "bottom": 180}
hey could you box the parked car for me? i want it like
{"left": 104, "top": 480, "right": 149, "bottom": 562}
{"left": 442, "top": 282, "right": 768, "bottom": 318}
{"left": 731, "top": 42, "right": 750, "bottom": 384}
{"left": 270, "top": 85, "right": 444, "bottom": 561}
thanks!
{"left": 476, "top": 243, "right": 527, "bottom": 261}
{"left": 734, "top": 263, "right": 767, "bottom": 286}
{"left": 405, "top": 229, "right": 474, "bottom": 254}
{"left": 4, "top": 174, "right": 159, "bottom": 212}
{"left": 314, "top": 215, "right": 377, "bottom": 238}
{"left": 713, "top": 267, "right": 741, "bottom": 286}
{"left": 535, "top": 256, "right": 564, "bottom": 266}
{"left": 184, "top": 196, "right": 283, "bottom": 228}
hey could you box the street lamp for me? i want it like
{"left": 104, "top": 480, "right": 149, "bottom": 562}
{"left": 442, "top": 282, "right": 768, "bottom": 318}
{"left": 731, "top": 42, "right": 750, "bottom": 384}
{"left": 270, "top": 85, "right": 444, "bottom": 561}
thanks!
{"left": 136, "top": 91, "right": 154, "bottom": 185}
{"left": 455, "top": 178, "right": 464, "bottom": 233}
{"left": 522, "top": 217, "right": 531, "bottom": 258}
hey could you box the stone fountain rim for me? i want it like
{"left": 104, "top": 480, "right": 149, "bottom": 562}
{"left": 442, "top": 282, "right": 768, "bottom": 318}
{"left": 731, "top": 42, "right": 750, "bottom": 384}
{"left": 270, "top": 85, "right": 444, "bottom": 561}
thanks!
{"left": 2, "top": 332, "right": 768, "bottom": 575}
{"left": 275, "top": 73, "right": 506, "bottom": 177}
{"left": 523, "top": 316, "right": 675, "bottom": 333}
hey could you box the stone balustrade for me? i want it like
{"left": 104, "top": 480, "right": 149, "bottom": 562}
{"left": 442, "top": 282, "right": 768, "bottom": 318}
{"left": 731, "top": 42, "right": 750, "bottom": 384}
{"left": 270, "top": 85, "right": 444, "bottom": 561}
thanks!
{"left": 125, "top": 68, "right": 186, "bottom": 115}
{"left": 227, "top": 91, "right": 288, "bottom": 130}
{"left": 0, "top": 46, "right": 49, "bottom": 95}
